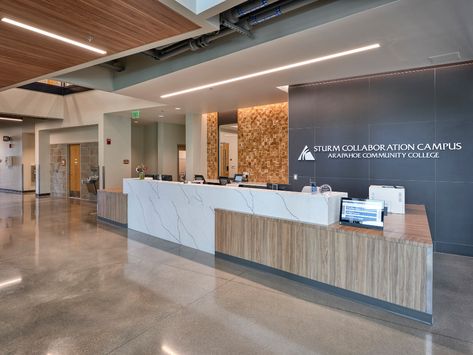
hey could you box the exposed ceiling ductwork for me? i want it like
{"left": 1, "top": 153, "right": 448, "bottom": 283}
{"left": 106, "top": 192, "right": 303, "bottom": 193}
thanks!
{"left": 101, "top": 0, "right": 321, "bottom": 72}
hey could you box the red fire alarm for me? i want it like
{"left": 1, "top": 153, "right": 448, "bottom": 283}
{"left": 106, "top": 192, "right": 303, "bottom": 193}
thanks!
{"left": 106, "top": 138, "right": 111, "bottom": 145}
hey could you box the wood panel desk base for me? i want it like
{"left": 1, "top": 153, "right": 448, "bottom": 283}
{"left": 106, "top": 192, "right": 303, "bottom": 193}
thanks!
{"left": 215, "top": 206, "right": 433, "bottom": 324}
{"left": 97, "top": 189, "right": 127, "bottom": 226}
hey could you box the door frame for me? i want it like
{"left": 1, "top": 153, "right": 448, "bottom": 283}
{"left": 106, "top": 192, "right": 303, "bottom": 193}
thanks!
{"left": 177, "top": 144, "right": 186, "bottom": 181}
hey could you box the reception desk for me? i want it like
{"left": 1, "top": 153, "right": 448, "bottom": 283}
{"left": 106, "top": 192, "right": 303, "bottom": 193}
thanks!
{"left": 124, "top": 179, "right": 432, "bottom": 323}
{"left": 124, "top": 179, "right": 346, "bottom": 254}
{"left": 215, "top": 205, "right": 433, "bottom": 323}
{"left": 97, "top": 187, "right": 127, "bottom": 226}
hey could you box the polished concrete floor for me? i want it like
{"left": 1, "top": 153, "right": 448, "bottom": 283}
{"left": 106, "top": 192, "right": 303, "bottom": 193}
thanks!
{"left": 0, "top": 193, "right": 472, "bottom": 355}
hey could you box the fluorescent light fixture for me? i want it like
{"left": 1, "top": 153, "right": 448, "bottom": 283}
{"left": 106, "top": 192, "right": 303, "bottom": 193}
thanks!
{"left": 0, "top": 117, "right": 23, "bottom": 122}
{"left": 0, "top": 277, "right": 22, "bottom": 289}
{"left": 161, "top": 43, "right": 380, "bottom": 98}
{"left": 175, "top": 107, "right": 181, "bottom": 110}
{"left": 1, "top": 17, "right": 107, "bottom": 55}
{"left": 276, "top": 85, "right": 289, "bottom": 93}
{"left": 158, "top": 115, "right": 164, "bottom": 118}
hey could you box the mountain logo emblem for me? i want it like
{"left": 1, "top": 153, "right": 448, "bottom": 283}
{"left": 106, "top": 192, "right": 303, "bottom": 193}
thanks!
{"left": 298, "top": 145, "right": 315, "bottom": 161}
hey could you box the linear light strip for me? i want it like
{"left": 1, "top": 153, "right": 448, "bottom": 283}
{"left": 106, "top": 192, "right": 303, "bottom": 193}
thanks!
{"left": 0, "top": 117, "right": 23, "bottom": 122}
{"left": 1, "top": 17, "right": 107, "bottom": 55}
{"left": 161, "top": 43, "right": 380, "bottom": 98}
{"left": 0, "top": 277, "right": 22, "bottom": 289}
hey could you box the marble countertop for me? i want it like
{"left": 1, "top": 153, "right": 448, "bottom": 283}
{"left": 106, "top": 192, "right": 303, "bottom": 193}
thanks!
{"left": 124, "top": 179, "right": 347, "bottom": 253}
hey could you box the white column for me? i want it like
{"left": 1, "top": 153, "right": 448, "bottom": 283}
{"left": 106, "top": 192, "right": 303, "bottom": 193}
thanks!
{"left": 185, "top": 113, "right": 207, "bottom": 180}
{"left": 35, "top": 130, "right": 50, "bottom": 195}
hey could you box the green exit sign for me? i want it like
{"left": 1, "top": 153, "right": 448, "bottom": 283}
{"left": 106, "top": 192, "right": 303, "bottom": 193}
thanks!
{"left": 131, "top": 110, "right": 140, "bottom": 119}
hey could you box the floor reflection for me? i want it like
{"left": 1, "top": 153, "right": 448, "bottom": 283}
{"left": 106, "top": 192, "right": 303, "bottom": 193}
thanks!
{"left": 0, "top": 192, "right": 472, "bottom": 354}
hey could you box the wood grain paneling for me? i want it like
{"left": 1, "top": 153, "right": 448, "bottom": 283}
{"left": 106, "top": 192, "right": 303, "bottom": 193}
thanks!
{"left": 206, "top": 112, "right": 218, "bottom": 179}
{"left": 0, "top": 0, "right": 199, "bottom": 88}
{"left": 69, "top": 144, "right": 80, "bottom": 194}
{"left": 238, "top": 102, "right": 288, "bottom": 184}
{"left": 215, "top": 205, "right": 433, "bottom": 313}
{"left": 97, "top": 189, "right": 127, "bottom": 225}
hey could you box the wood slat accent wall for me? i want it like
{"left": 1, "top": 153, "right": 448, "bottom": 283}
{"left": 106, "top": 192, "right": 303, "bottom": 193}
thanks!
{"left": 206, "top": 112, "right": 218, "bottom": 179}
{"left": 238, "top": 102, "right": 288, "bottom": 184}
{"left": 215, "top": 209, "right": 432, "bottom": 313}
{"left": 97, "top": 189, "right": 127, "bottom": 225}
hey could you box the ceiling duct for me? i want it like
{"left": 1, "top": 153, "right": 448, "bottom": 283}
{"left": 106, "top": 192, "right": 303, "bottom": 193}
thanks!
{"left": 140, "top": 0, "right": 320, "bottom": 64}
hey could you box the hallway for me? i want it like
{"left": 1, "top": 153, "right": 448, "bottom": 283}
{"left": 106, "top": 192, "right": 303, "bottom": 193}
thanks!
{"left": 0, "top": 193, "right": 472, "bottom": 354}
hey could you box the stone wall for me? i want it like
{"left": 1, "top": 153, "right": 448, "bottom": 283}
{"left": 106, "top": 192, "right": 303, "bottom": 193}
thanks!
{"left": 206, "top": 112, "right": 218, "bottom": 180}
{"left": 49, "top": 142, "right": 98, "bottom": 200}
{"left": 50, "top": 144, "right": 68, "bottom": 197}
{"left": 80, "top": 142, "right": 99, "bottom": 201}
{"left": 238, "top": 102, "right": 288, "bottom": 184}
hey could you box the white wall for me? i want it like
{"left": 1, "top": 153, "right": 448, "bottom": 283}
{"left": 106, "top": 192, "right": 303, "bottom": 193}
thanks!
{"left": 30, "top": 90, "right": 160, "bottom": 193}
{"left": 220, "top": 131, "right": 238, "bottom": 177}
{"left": 185, "top": 113, "right": 207, "bottom": 181}
{"left": 0, "top": 126, "right": 22, "bottom": 191}
{"left": 22, "top": 133, "right": 35, "bottom": 191}
{"left": 144, "top": 124, "right": 158, "bottom": 173}
{"left": 158, "top": 123, "right": 186, "bottom": 181}
{"left": 0, "top": 88, "right": 64, "bottom": 119}
{"left": 131, "top": 125, "right": 144, "bottom": 177}
{"left": 131, "top": 123, "right": 160, "bottom": 176}
{"left": 36, "top": 131, "right": 50, "bottom": 194}
{"left": 49, "top": 125, "right": 98, "bottom": 144}
{"left": 103, "top": 115, "right": 131, "bottom": 189}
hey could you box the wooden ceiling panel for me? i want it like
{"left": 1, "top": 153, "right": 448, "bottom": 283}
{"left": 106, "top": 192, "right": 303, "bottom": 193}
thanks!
{"left": 0, "top": 0, "right": 199, "bottom": 89}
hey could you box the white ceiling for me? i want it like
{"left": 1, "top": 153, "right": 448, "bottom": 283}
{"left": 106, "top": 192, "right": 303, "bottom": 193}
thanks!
{"left": 117, "top": 0, "right": 473, "bottom": 115}
{"left": 108, "top": 106, "right": 186, "bottom": 125}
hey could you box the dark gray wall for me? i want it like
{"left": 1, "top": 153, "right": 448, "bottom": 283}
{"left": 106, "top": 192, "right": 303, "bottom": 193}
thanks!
{"left": 288, "top": 62, "right": 473, "bottom": 256}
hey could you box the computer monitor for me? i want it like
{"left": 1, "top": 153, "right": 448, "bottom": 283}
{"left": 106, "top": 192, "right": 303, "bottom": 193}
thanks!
{"left": 194, "top": 174, "right": 206, "bottom": 183}
{"left": 266, "top": 183, "right": 291, "bottom": 191}
{"left": 339, "top": 197, "right": 385, "bottom": 230}
{"left": 218, "top": 176, "right": 230, "bottom": 185}
{"left": 233, "top": 174, "right": 243, "bottom": 183}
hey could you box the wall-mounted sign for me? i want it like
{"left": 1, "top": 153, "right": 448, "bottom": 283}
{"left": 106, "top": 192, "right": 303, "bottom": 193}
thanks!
{"left": 106, "top": 138, "right": 111, "bottom": 145}
{"left": 123, "top": 159, "right": 129, "bottom": 164}
{"left": 298, "top": 142, "right": 463, "bottom": 161}
{"left": 131, "top": 110, "right": 140, "bottom": 119}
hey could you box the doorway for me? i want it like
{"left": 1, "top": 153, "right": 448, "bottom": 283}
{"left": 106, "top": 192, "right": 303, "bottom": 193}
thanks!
{"left": 219, "top": 123, "right": 238, "bottom": 178}
{"left": 219, "top": 142, "right": 230, "bottom": 177}
{"left": 69, "top": 144, "right": 81, "bottom": 198}
{"left": 177, "top": 144, "right": 186, "bottom": 181}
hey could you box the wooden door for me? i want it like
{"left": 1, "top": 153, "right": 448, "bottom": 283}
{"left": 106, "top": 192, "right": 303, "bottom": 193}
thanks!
{"left": 219, "top": 143, "right": 229, "bottom": 177}
{"left": 69, "top": 144, "right": 81, "bottom": 197}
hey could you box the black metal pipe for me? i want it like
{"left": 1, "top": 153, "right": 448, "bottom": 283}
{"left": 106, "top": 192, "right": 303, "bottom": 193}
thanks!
{"left": 140, "top": 0, "right": 319, "bottom": 63}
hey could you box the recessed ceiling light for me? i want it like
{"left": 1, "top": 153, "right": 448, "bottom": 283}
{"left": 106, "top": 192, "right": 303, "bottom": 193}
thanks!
{"left": 0, "top": 117, "right": 23, "bottom": 122}
{"left": 161, "top": 43, "right": 380, "bottom": 98}
{"left": 276, "top": 85, "right": 289, "bottom": 93}
{"left": 175, "top": 107, "right": 181, "bottom": 110}
{"left": 159, "top": 115, "right": 164, "bottom": 118}
{"left": 1, "top": 17, "right": 107, "bottom": 55}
